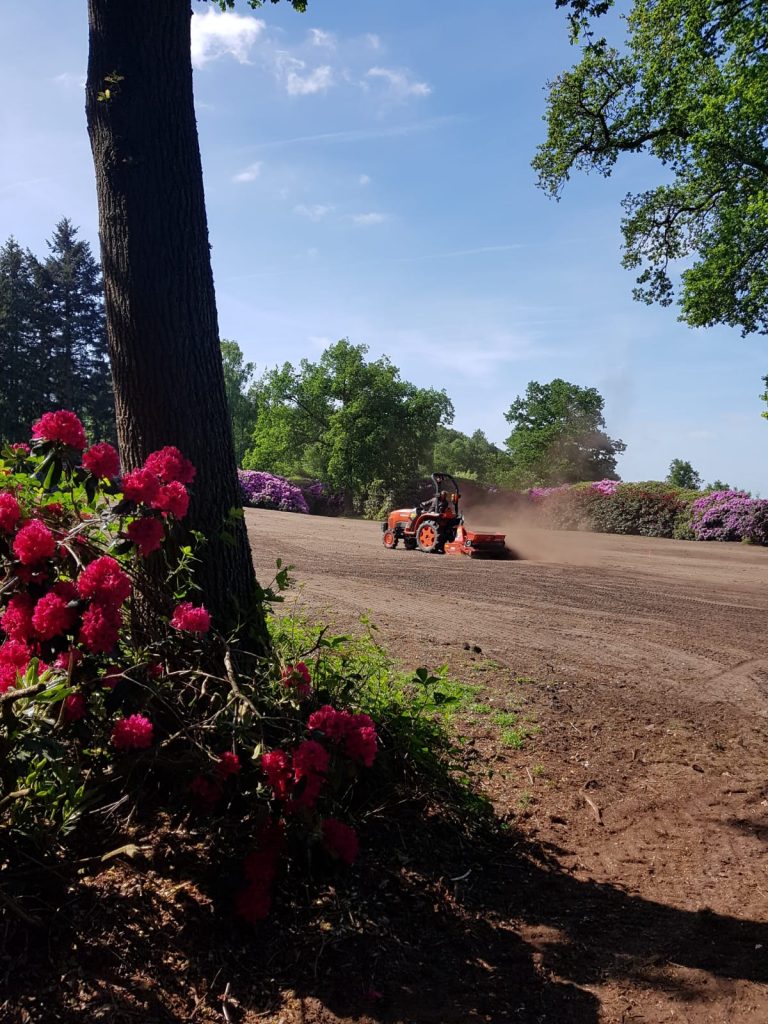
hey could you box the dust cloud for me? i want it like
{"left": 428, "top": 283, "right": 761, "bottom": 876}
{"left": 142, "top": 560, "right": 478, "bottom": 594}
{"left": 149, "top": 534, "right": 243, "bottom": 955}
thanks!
{"left": 460, "top": 489, "right": 606, "bottom": 566}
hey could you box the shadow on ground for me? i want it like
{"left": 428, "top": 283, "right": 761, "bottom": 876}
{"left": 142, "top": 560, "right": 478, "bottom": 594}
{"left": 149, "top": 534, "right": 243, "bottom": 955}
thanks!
{"left": 3, "top": 804, "right": 767, "bottom": 1023}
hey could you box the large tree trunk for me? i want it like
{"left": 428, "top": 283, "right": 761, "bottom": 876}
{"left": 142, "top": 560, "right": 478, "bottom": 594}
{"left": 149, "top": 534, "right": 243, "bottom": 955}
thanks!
{"left": 85, "top": 0, "right": 265, "bottom": 646}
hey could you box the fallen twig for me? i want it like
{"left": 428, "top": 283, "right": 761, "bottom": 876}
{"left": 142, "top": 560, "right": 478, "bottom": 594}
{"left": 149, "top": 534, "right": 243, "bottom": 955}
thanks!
{"left": 582, "top": 791, "right": 603, "bottom": 825}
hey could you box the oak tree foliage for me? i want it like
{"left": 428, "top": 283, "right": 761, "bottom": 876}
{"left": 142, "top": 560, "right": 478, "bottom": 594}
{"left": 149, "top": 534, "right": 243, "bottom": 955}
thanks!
{"left": 538, "top": 0, "right": 768, "bottom": 338}
{"left": 504, "top": 378, "right": 625, "bottom": 485}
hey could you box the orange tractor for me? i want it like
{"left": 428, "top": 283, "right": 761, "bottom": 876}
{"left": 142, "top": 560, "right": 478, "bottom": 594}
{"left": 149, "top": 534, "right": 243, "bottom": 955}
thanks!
{"left": 381, "top": 473, "right": 508, "bottom": 558}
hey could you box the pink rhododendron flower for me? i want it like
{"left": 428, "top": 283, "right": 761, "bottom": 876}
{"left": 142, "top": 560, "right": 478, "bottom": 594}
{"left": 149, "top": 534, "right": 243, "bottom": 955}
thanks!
{"left": 121, "top": 467, "right": 161, "bottom": 505}
{"left": 79, "top": 602, "right": 121, "bottom": 653}
{"left": 13, "top": 520, "right": 56, "bottom": 564}
{"left": 144, "top": 446, "right": 195, "bottom": 485}
{"left": 63, "top": 693, "right": 86, "bottom": 723}
{"left": 281, "top": 662, "right": 312, "bottom": 698}
{"left": 1, "top": 593, "right": 34, "bottom": 640}
{"left": 170, "top": 602, "right": 211, "bottom": 634}
{"left": 308, "top": 705, "right": 378, "bottom": 766}
{"left": 42, "top": 502, "right": 65, "bottom": 519}
{"left": 322, "top": 818, "right": 359, "bottom": 865}
{"left": 31, "top": 592, "right": 77, "bottom": 640}
{"left": 111, "top": 714, "right": 153, "bottom": 751}
{"left": 0, "top": 492, "right": 22, "bottom": 533}
{"left": 261, "top": 750, "right": 291, "bottom": 799}
{"left": 76, "top": 556, "right": 131, "bottom": 607}
{"left": 0, "top": 640, "right": 30, "bottom": 693}
{"left": 152, "top": 481, "right": 189, "bottom": 519}
{"left": 10, "top": 443, "right": 30, "bottom": 456}
{"left": 292, "top": 739, "right": 329, "bottom": 778}
{"left": 31, "top": 410, "right": 87, "bottom": 451}
{"left": 126, "top": 516, "right": 165, "bottom": 557}
{"left": 345, "top": 725, "right": 378, "bottom": 768}
{"left": 217, "top": 751, "right": 241, "bottom": 779}
{"left": 307, "top": 705, "right": 353, "bottom": 742}
{"left": 55, "top": 648, "right": 82, "bottom": 671}
{"left": 82, "top": 442, "right": 120, "bottom": 479}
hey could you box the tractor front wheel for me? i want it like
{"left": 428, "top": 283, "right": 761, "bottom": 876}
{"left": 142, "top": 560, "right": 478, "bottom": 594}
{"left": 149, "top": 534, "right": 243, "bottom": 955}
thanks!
{"left": 416, "top": 520, "right": 443, "bottom": 553}
{"left": 383, "top": 529, "right": 398, "bottom": 549}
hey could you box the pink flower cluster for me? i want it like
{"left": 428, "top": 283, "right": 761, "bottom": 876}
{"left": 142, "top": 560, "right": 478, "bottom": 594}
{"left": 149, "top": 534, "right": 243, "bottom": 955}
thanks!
{"left": 590, "top": 479, "right": 620, "bottom": 496}
{"left": 281, "top": 662, "right": 312, "bottom": 698}
{"left": 82, "top": 442, "right": 120, "bottom": 480}
{"left": 0, "top": 492, "right": 21, "bottom": 533}
{"left": 13, "top": 519, "right": 57, "bottom": 564}
{"left": 170, "top": 602, "right": 211, "bottom": 634}
{"left": 188, "top": 751, "right": 242, "bottom": 812}
{"left": 308, "top": 705, "right": 378, "bottom": 767}
{"left": 77, "top": 556, "right": 132, "bottom": 654}
{"left": 111, "top": 714, "right": 154, "bottom": 751}
{"left": 121, "top": 445, "right": 194, "bottom": 557}
{"left": 262, "top": 738, "right": 330, "bottom": 810}
{"left": 32, "top": 410, "right": 87, "bottom": 451}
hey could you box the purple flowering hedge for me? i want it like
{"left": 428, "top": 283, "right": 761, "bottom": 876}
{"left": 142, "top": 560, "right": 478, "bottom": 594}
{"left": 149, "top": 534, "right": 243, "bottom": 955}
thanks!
{"left": 238, "top": 471, "right": 310, "bottom": 514}
{"left": 525, "top": 482, "right": 768, "bottom": 545}
{"left": 689, "top": 490, "right": 768, "bottom": 544}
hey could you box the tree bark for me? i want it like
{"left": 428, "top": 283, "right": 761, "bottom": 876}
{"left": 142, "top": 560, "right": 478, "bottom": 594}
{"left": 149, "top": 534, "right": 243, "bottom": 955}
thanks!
{"left": 85, "top": 0, "right": 265, "bottom": 646}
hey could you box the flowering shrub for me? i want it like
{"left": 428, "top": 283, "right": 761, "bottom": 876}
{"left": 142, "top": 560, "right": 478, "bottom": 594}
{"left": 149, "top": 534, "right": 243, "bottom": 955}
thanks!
{"left": 590, "top": 478, "right": 619, "bottom": 496}
{"left": 1, "top": 412, "right": 390, "bottom": 926}
{"left": 299, "top": 479, "right": 344, "bottom": 516}
{"left": 527, "top": 484, "right": 571, "bottom": 502}
{"left": 238, "top": 470, "right": 310, "bottom": 514}
{"left": 689, "top": 490, "right": 768, "bottom": 544}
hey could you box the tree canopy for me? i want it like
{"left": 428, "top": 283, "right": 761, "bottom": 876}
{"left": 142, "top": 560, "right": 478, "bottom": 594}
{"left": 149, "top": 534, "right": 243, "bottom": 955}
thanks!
{"left": 666, "top": 458, "right": 702, "bottom": 491}
{"left": 0, "top": 220, "right": 113, "bottom": 444}
{"left": 244, "top": 340, "right": 453, "bottom": 506}
{"left": 431, "top": 426, "right": 514, "bottom": 487}
{"left": 504, "top": 378, "right": 625, "bottom": 485}
{"left": 221, "top": 340, "right": 259, "bottom": 465}
{"left": 537, "top": 0, "right": 768, "bottom": 338}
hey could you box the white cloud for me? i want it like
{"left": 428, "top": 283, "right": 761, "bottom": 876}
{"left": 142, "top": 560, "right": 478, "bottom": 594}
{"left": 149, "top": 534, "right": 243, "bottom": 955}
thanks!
{"left": 358, "top": 174, "right": 371, "bottom": 186}
{"left": 191, "top": 8, "right": 264, "bottom": 69}
{"left": 286, "top": 63, "right": 334, "bottom": 96}
{"left": 351, "top": 212, "right": 388, "bottom": 226}
{"left": 309, "top": 28, "right": 336, "bottom": 49}
{"left": 366, "top": 34, "right": 382, "bottom": 51}
{"left": 367, "top": 66, "right": 431, "bottom": 98}
{"left": 275, "top": 54, "right": 334, "bottom": 95}
{"left": 294, "top": 203, "right": 334, "bottom": 221}
{"left": 232, "top": 161, "right": 262, "bottom": 184}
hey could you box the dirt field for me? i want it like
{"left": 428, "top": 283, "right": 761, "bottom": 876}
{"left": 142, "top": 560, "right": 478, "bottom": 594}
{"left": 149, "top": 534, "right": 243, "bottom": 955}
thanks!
{"left": 247, "top": 508, "right": 768, "bottom": 1024}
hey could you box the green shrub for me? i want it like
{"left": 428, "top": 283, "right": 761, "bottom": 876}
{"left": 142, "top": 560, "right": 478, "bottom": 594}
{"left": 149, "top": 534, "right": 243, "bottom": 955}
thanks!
{"left": 589, "top": 485, "right": 685, "bottom": 538}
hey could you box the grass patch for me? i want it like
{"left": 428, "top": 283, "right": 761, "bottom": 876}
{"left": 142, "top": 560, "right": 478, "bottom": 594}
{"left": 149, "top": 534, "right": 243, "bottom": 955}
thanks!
{"left": 269, "top": 612, "right": 492, "bottom": 822}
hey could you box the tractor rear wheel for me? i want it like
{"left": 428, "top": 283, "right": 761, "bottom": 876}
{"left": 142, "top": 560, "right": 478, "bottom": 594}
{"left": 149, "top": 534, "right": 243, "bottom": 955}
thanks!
{"left": 416, "top": 520, "right": 443, "bottom": 553}
{"left": 383, "top": 529, "right": 398, "bottom": 549}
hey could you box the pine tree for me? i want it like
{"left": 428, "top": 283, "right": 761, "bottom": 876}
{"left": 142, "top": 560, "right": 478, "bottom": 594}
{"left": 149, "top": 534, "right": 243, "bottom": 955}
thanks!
{"left": 0, "top": 238, "right": 43, "bottom": 442}
{"left": 38, "top": 219, "right": 115, "bottom": 442}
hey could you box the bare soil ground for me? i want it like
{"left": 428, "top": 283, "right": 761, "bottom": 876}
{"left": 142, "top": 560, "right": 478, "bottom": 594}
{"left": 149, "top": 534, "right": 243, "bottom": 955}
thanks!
{"left": 247, "top": 509, "right": 768, "bottom": 1024}
{"left": 4, "top": 513, "right": 767, "bottom": 1024}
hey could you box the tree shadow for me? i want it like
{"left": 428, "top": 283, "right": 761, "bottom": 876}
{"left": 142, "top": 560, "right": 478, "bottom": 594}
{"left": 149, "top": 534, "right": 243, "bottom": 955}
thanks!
{"left": 3, "top": 807, "right": 767, "bottom": 1023}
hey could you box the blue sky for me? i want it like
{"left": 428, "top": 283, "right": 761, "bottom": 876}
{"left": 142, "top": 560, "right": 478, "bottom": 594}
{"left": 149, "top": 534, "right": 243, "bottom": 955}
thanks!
{"left": 1, "top": 2, "right": 766, "bottom": 491}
